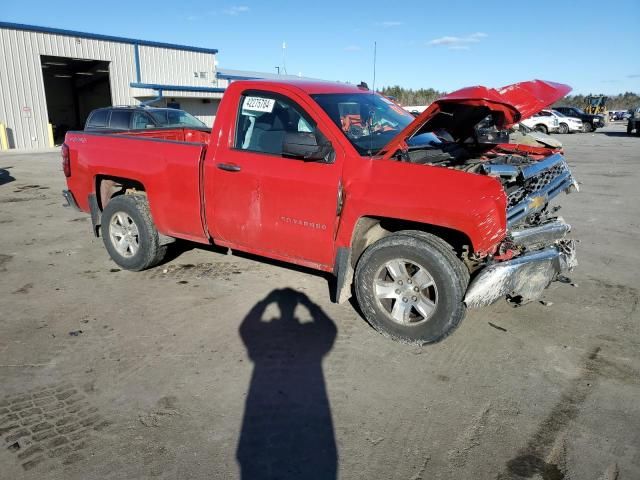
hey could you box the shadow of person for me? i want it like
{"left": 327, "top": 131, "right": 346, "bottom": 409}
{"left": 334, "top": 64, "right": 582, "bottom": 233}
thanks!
{"left": 237, "top": 288, "right": 338, "bottom": 480}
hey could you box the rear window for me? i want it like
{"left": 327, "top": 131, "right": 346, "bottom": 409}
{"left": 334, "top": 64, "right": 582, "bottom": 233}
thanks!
{"left": 109, "top": 111, "right": 132, "bottom": 130}
{"left": 87, "top": 110, "right": 108, "bottom": 128}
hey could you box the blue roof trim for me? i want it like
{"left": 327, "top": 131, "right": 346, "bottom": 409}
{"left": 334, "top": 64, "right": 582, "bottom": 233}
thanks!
{"left": 216, "top": 72, "right": 263, "bottom": 81}
{"left": 131, "top": 82, "right": 226, "bottom": 93}
{"left": 0, "top": 22, "right": 218, "bottom": 54}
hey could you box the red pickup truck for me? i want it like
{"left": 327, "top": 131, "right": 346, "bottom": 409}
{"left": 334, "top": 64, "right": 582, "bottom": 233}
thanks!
{"left": 62, "top": 79, "right": 578, "bottom": 344}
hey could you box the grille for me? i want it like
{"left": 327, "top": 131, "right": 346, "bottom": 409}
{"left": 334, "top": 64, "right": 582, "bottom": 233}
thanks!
{"left": 507, "top": 161, "right": 569, "bottom": 208}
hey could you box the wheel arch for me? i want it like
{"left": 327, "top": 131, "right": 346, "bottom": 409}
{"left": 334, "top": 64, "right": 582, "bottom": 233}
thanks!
{"left": 90, "top": 175, "right": 147, "bottom": 238}
{"left": 332, "top": 215, "right": 473, "bottom": 304}
{"left": 349, "top": 216, "right": 473, "bottom": 268}
{"left": 95, "top": 175, "right": 146, "bottom": 211}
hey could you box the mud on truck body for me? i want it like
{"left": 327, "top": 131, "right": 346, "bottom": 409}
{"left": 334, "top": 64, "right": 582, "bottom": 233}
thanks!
{"left": 62, "top": 79, "right": 578, "bottom": 345}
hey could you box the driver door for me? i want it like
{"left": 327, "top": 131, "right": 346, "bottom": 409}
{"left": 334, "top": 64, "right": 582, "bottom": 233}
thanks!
{"left": 206, "top": 89, "right": 343, "bottom": 269}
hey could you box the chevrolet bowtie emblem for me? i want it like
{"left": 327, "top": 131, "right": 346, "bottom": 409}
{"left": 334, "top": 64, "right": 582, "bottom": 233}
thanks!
{"left": 528, "top": 195, "right": 547, "bottom": 210}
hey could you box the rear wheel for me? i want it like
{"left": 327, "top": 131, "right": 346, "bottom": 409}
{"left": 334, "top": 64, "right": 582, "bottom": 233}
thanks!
{"left": 354, "top": 231, "right": 469, "bottom": 345}
{"left": 558, "top": 123, "right": 569, "bottom": 134}
{"left": 101, "top": 194, "right": 167, "bottom": 271}
{"left": 534, "top": 124, "right": 548, "bottom": 134}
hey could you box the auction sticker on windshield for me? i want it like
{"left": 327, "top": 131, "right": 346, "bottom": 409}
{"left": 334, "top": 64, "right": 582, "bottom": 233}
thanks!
{"left": 243, "top": 96, "right": 275, "bottom": 113}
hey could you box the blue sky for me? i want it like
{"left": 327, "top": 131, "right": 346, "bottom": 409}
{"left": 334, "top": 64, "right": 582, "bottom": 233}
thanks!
{"left": 3, "top": 0, "right": 639, "bottom": 94}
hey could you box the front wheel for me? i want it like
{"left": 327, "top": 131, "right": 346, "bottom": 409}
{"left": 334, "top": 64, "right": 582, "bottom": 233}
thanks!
{"left": 101, "top": 194, "right": 167, "bottom": 271}
{"left": 583, "top": 122, "right": 593, "bottom": 133}
{"left": 354, "top": 231, "right": 469, "bottom": 345}
{"left": 558, "top": 123, "right": 569, "bottom": 134}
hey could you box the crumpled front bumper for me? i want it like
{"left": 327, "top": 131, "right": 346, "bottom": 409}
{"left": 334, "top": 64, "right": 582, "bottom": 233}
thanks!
{"left": 464, "top": 219, "right": 577, "bottom": 308}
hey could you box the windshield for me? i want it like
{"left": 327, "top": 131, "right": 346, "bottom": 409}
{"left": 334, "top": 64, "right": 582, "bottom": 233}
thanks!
{"left": 149, "top": 109, "right": 207, "bottom": 128}
{"left": 552, "top": 110, "right": 566, "bottom": 117}
{"left": 571, "top": 107, "right": 585, "bottom": 115}
{"left": 311, "top": 93, "right": 415, "bottom": 155}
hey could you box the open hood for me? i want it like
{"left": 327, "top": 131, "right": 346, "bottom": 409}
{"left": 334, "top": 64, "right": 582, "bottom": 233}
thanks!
{"left": 379, "top": 80, "right": 571, "bottom": 158}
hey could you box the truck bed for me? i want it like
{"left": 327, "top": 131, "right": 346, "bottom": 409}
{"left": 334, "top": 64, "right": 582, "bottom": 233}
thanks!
{"left": 65, "top": 129, "right": 209, "bottom": 243}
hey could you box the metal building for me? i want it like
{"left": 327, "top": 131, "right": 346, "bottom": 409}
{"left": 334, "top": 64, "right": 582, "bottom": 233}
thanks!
{"left": 0, "top": 22, "right": 225, "bottom": 149}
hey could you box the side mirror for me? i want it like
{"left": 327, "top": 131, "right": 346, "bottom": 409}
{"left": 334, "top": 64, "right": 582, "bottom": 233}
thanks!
{"left": 283, "top": 131, "right": 333, "bottom": 162}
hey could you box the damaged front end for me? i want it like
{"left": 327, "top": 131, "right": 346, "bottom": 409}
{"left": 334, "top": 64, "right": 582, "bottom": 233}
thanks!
{"left": 464, "top": 153, "right": 579, "bottom": 307}
{"left": 375, "top": 79, "right": 580, "bottom": 308}
{"left": 464, "top": 228, "right": 577, "bottom": 307}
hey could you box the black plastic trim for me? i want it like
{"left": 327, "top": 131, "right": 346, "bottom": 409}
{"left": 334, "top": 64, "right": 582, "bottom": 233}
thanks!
{"left": 62, "top": 190, "right": 81, "bottom": 211}
{"left": 88, "top": 194, "right": 102, "bottom": 237}
{"left": 332, "top": 247, "right": 352, "bottom": 303}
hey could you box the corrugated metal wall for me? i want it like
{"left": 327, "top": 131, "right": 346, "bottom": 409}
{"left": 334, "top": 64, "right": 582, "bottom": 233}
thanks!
{"left": 0, "top": 26, "right": 219, "bottom": 149}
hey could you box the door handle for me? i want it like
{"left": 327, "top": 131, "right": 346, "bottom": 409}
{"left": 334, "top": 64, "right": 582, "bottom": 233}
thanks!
{"left": 217, "top": 163, "right": 241, "bottom": 172}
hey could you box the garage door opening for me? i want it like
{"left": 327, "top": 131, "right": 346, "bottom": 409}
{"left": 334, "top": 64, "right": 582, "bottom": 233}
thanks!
{"left": 40, "top": 55, "right": 112, "bottom": 144}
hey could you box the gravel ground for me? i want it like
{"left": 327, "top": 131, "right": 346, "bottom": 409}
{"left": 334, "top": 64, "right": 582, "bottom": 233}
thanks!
{"left": 0, "top": 124, "right": 638, "bottom": 480}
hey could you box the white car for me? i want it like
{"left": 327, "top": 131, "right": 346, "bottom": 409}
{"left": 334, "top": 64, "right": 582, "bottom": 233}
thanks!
{"left": 520, "top": 110, "right": 560, "bottom": 134}
{"left": 549, "top": 109, "right": 583, "bottom": 134}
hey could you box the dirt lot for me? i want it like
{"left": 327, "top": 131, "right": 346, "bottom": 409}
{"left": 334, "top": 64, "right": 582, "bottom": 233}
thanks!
{"left": 0, "top": 125, "right": 638, "bottom": 480}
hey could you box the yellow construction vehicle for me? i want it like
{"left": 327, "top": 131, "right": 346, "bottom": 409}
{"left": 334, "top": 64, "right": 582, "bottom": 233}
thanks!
{"left": 584, "top": 95, "right": 607, "bottom": 115}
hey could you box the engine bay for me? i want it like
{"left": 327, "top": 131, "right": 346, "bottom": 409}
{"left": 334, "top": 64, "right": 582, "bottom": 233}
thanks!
{"left": 395, "top": 129, "right": 576, "bottom": 229}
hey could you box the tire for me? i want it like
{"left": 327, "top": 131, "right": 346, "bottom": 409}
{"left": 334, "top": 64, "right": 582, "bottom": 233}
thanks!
{"left": 558, "top": 123, "right": 569, "bottom": 134}
{"left": 354, "top": 231, "right": 470, "bottom": 345}
{"left": 101, "top": 194, "right": 167, "bottom": 271}
{"left": 628, "top": 123, "right": 633, "bottom": 134}
{"left": 534, "top": 124, "right": 548, "bottom": 134}
{"left": 582, "top": 122, "right": 593, "bottom": 133}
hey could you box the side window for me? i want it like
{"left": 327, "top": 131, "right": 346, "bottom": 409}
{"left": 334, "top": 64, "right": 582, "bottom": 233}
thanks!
{"left": 132, "top": 112, "right": 153, "bottom": 129}
{"left": 167, "top": 110, "right": 183, "bottom": 125}
{"left": 235, "top": 93, "right": 316, "bottom": 156}
{"left": 87, "top": 110, "right": 108, "bottom": 128}
{"left": 109, "top": 111, "right": 132, "bottom": 130}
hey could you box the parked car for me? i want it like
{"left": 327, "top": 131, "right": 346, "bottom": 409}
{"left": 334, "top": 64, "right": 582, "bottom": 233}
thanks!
{"left": 85, "top": 106, "right": 208, "bottom": 132}
{"left": 608, "top": 110, "right": 628, "bottom": 122}
{"left": 549, "top": 109, "right": 583, "bottom": 134}
{"left": 520, "top": 110, "right": 560, "bottom": 134}
{"left": 62, "top": 79, "right": 578, "bottom": 345}
{"left": 553, "top": 106, "right": 605, "bottom": 132}
{"left": 627, "top": 107, "right": 640, "bottom": 135}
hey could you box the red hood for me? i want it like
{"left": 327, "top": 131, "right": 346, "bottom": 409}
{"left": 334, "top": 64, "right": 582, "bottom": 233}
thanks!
{"left": 379, "top": 79, "right": 571, "bottom": 158}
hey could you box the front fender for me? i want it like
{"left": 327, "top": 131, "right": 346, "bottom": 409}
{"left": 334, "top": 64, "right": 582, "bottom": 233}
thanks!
{"left": 336, "top": 159, "right": 507, "bottom": 255}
